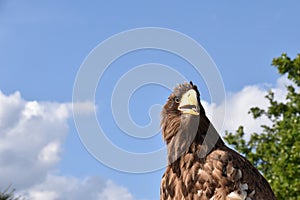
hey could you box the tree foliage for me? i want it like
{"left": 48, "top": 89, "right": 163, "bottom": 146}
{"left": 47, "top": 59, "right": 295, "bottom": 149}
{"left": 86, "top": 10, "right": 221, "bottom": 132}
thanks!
{"left": 0, "top": 186, "right": 23, "bottom": 200}
{"left": 224, "top": 53, "right": 300, "bottom": 200}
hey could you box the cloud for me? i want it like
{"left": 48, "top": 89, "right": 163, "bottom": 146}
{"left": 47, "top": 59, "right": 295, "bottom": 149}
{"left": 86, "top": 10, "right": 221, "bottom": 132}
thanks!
{"left": 71, "top": 101, "right": 96, "bottom": 116}
{"left": 22, "top": 175, "right": 134, "bottom": 200}
{"left": 203, "top": 76, "right": 291, "bottom": 139}
{"left": 0, "top": 90, "right": 136, "bottom": 200}
{"left": 0, "top": 91, "right": 69, "bottom": 189}
{"left": 38, "top": 142, "right": 61, "bottom": 164}
{"left": 98, "top": 180, "right": 134, "bottom": 200}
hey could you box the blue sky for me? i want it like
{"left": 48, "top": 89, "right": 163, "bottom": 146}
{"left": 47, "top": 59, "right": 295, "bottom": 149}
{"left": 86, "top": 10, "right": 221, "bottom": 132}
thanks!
{"left": 0, "top": 1, "right": 300, "bottom": 200}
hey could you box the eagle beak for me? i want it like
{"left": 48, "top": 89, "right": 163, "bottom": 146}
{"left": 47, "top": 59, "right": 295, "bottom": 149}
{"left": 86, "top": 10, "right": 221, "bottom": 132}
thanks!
{"left": 178, "top": 89, "right": 200, "bottom": 115}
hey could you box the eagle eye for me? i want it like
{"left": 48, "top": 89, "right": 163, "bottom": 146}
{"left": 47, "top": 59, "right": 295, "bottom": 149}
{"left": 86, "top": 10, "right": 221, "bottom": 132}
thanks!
{"left": 174, "top": 96, "right": 180, "bottom": 103}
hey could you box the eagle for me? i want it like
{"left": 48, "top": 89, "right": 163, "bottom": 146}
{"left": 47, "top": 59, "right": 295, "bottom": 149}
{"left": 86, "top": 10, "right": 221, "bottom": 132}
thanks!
{"left": 160, "top": 82, "right": 276, "bottom": 200}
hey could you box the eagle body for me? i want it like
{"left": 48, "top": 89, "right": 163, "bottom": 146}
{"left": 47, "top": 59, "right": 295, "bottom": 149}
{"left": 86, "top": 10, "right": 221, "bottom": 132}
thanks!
{"left": 160, "top": 82, "right": 276, "bottom": 200}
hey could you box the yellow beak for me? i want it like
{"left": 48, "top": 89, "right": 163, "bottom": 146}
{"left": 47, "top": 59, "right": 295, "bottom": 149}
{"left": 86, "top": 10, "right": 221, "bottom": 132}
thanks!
{"left": 178, "top": 89, "right": 200, "bottom": 115}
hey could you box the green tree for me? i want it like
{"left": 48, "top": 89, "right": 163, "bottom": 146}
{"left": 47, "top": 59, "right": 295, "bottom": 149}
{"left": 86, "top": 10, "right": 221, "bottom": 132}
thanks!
{"left": 224, "top": 53, "right": 300, "bottom": 200}
{"left": 0, "top": 186, "right": 24, "bottom": 200}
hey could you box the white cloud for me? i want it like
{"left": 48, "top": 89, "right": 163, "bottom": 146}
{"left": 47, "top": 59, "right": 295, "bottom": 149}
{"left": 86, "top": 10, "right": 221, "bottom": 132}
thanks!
{"left": 203, "top": 76, "right": 291, "bottom": 139}
{"left": 71, "top": 101, "right": 96, "bottom": 116}
{"left": 22, "top": 175, "right": 134, "bottom": 200}
{"left": 38, "top": 141, "right": 61, "bottom": 164}
{"left": 0, "top": 90, "right": 136, "bottom": 200}
{"left": 28, "top": 190, "right": 59, "bottom": 200}
{"left": 0, "top": 91, "right": 69, "bottom": 189}
{"left": 98, "top": 180, "right": 134, "bottom": 200}
{"left": 203, "top": 85, "right": 270, "bottom": 138}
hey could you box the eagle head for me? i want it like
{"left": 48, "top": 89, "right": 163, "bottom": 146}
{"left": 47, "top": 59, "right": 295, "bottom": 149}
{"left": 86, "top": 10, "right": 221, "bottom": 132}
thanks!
{"left": 161, "top": 81, "right": 208, "bottom": 163}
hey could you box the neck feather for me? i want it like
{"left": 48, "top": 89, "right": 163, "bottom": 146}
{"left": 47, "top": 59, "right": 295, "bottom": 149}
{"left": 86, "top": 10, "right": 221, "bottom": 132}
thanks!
{"left": 162, "top": 113, "right": 224, "bottom": 164}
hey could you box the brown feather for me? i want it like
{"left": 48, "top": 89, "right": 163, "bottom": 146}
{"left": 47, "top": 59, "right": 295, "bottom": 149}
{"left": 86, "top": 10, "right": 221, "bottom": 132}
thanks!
{"left": 160, "top": 82, "right": 276, "bottom": 200}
